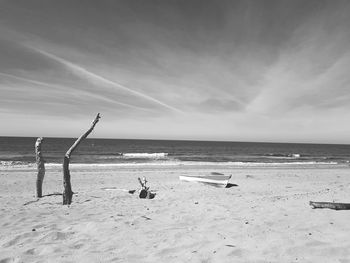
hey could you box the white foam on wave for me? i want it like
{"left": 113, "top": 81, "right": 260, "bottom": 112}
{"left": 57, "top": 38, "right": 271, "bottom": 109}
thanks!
{"left": 121, "top": 153, "right": 168, "bottom": 158}
{"left": 263, "top": 153, "right": 301, "bottom": 159}
{"left": 0, "top": 161, "right": 35, "bottom": 167}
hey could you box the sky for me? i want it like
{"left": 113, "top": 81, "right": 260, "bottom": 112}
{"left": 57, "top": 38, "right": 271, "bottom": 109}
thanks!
{"left": 1, "top": 0, "right": 350, "bottom": 143}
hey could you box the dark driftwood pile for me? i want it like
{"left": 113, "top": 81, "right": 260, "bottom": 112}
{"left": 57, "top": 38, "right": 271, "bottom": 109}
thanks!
{"left": 138, "top": 177, "right": 155, "bottom": 199}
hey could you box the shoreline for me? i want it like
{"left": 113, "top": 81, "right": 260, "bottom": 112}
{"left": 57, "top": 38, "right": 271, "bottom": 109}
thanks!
{"left": 0, "top": 161, "right": 348, "bottom": 172}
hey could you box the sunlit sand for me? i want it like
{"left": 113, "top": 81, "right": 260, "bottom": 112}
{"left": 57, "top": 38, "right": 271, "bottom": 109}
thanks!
{"left": 1, "top": 165, "right": 350, "bottom": 262}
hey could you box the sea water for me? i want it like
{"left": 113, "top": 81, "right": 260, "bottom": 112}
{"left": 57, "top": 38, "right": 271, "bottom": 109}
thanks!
{"left": 1, "top": 136, "right": 350, "bottom": 168}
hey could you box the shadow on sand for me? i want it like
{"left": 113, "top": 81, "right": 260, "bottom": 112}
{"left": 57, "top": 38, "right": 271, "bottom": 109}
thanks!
{"left": 226, "top": 183, "right": 239, "bottom": 188}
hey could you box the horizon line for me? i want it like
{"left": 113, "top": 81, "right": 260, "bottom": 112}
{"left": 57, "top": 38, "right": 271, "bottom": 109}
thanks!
{"left": 0, "top": 135, "right": 349, "bottom": 146}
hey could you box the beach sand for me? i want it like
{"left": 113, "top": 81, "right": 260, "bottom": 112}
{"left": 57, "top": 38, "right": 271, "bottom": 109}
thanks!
{"left": 1, "top": 165, "right": 350, "bottom": 263}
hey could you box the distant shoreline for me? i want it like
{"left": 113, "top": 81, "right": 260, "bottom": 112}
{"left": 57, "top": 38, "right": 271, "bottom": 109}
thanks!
{"left": 1, "top": 161, "right": 348, "bottom": 172}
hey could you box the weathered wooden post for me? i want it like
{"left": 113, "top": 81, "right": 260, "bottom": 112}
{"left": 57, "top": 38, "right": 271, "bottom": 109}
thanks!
{"left": 35, "top": 137, "right": 45, "bottom": 198}
{"left": 63, "top": 113, "right": 101, "bottom": 205}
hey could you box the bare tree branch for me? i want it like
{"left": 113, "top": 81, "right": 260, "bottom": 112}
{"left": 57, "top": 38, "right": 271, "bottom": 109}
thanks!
{"left": 63, "top": 113, "right": 101, "bottom": 205}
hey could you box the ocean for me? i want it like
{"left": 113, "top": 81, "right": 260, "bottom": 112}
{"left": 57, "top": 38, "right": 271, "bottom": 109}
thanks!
{"left": 1, "top": 136, "right": 350, "bottom": 168}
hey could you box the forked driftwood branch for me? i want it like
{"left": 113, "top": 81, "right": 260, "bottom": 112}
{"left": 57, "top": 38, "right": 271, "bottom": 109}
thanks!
{"left": 63, "top": 113, "right": 101, "bottom": 205}
{"left": 138, "top": 177, "right": 149, "bottom": 191}
{"left": 137, "top": 177, "right": 155, "bottom": 199}
{"left": 35, "top": 137, "right": 45, "bottom": 198}
{"left": 309, "top": 201, "right": 350, "bottom": 210}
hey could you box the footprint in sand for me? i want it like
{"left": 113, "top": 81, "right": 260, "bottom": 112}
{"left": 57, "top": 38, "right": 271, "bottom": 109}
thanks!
{"left": 0, "top": 258, "right": 18, "bottom": 263}
{"left": 2, "top": 231, "right": 39, "bottom": 248}
{"left": 25, "top": 248, "right": 36, "bottom": 255}
{"left": 39, "top": 231, "right": 75, "bottom": 242}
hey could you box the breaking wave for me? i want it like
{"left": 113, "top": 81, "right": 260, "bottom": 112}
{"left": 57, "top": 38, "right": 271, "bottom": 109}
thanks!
{"left": 121, "top": 152, "right": 169, "bottom": 159}
{"left": 263, "top": 153, "right": 301, "bottom": 159}
{"left": 0, "top": 160, "right": 34, "bottom": 167}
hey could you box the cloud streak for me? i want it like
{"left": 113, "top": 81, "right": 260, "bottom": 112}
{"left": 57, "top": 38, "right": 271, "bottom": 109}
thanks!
{"left": 28, "top": 46, "right": 183, "bottom": 113}
{"left": 1, "top": 0, "right": 350, "bottom": 142}
{"left": 0, "top": 71, "right": 151, "bottom": 111}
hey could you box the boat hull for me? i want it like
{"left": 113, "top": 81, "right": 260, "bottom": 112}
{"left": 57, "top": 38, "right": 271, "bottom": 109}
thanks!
{"left": 179, "top": 174, "right": 231, "bottom": 187}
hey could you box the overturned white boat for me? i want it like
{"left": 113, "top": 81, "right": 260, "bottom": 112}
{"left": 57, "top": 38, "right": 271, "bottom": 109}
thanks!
{"left": 179, "top": 172, "right": 232, "bottom": 188}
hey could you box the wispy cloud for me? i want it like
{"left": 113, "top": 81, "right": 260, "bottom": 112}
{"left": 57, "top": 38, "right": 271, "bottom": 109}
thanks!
{"left": 1, "top": 0, "right": 350, "bottom": 142}
{"left": 0, "top": 71, "right": 151, "bottom": 111}
{"left": 28, "top": 46, "right": 183, "bottom": 113}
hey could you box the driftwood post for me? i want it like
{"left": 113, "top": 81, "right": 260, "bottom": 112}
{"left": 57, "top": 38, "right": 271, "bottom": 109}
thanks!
{"left": 35, "top": 137, "right": 45, "bottom": 198}
{"left": 63, "top": 113, "right": 101, "bottom": 205}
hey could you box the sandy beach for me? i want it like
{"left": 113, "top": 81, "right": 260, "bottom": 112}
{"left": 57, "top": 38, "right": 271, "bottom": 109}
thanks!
{"left": 1, "top": 165, "right": 350, "bottom": 263}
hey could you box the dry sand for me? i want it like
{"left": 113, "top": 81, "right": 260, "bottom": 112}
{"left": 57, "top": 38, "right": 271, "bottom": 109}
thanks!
{"left": 1, "top": 165, "right": 350, "bottom": 263}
